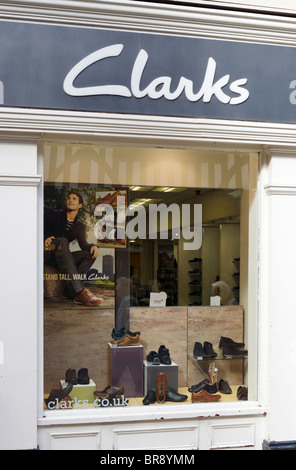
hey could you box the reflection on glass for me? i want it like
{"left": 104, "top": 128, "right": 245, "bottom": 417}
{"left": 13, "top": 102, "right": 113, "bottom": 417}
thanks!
{"left": 43, "top": 144, "right": 258, "bottom": 408}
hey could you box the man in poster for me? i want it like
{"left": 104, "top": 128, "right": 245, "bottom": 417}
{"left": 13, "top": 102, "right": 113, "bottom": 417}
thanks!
{"left": 44, "top": 192, "right": 104, "bottom": 307}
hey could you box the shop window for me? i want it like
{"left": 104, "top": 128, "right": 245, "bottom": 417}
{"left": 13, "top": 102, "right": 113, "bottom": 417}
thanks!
{"left": 43, "top": 144, "right": 258, "bottom": 410}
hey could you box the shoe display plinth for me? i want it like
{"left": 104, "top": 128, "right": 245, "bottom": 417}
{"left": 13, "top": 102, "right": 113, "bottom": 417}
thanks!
{"left": 61, "top": 378, "right": 96, "bottom": 404}
{"left": 109, "top": 343, "right": 144, "bottom": 397}
{"left": 144, "top": 360, "right": 178, "bottom": 397}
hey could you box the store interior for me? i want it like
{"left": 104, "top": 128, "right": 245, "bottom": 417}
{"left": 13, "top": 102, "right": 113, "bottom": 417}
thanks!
{"left": 43, "top": 143, "right": 258, "bottom": 408}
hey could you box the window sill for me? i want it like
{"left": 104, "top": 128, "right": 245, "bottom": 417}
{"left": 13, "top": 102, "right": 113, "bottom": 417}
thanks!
{"left": 38, "top": 400, "right": 266, "bottom": 427}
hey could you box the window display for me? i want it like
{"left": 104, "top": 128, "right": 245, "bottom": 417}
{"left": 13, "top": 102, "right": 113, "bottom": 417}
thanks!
{"left": 43, "top": 144, "right": 258, "bottom": 410}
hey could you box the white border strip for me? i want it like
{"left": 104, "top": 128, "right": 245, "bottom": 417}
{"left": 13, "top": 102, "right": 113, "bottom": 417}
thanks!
{"left": 1, "top": 0, "right": 296, "bottom": 46}
{"left": 0, "top": 174, "right": 42, "bottom": 186}
{"left": 0, "top": 108, "right": 296, "bottom": 149}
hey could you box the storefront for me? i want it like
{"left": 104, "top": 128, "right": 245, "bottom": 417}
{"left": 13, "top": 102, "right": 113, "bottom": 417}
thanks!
{"left": 2, "top": 0, "right": 296, "bottom": 451}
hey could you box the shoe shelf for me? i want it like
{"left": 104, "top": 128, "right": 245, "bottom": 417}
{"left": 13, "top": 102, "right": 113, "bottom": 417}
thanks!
{"left": 157, "top": 266, "right": 178, "bottom": 305}
{"left": 157, "top": 245, "right": 178, "bottom": 305}
{"left": 188, "top": 354, "right": 248, "bottom": 362}
{"left": 188, "top": 258, "right": 202, "bottom": 307}
{"left": 232, "top": 257, "right": 240, "bottom": 304}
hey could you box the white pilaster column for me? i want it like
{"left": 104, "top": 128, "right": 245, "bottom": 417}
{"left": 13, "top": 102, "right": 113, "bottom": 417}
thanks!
{"left": 260, "top": 147, "right": 296, "bottom": 443}
{"left": 0, "top": 138, "right": 42, "bottom": 450}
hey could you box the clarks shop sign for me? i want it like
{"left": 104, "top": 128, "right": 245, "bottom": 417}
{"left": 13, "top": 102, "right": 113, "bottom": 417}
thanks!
{"left": 1, "top": 21, "right": 296, "bottom": 123}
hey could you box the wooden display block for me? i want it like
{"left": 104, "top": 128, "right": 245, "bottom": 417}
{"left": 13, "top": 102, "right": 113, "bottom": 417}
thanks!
{"left": 108, "top": 343, "right": 144, "bottom": 397}
{"left": 143, "top": 360, "right": 178, "bottom": 394}
{"left": 60, "top": 379, "right": 96, "bottom": 403}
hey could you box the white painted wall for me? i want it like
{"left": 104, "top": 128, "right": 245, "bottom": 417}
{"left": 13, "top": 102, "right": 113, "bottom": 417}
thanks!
{"left": 0, "top": 140, "right": 40, "bottom": 450}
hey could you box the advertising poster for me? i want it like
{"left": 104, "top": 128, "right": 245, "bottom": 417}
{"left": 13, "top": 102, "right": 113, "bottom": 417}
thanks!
{"left": 43, "top": 184, "right": 129, "bottom": 303}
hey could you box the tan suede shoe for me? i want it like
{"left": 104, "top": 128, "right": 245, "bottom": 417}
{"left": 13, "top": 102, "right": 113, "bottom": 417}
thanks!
{"left": 191, "top": 389, "right": 221, "bottom": 402}
{"left": 117, "top": 334, "right": 140, "bottom": 347}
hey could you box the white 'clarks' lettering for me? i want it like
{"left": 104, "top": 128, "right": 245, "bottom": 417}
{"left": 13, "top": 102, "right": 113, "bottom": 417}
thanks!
{"left": 63, "top": 44, "right": 249, "bottom": 105}
{"left": 63, "top": 44, "right": 132, "bottom": 97}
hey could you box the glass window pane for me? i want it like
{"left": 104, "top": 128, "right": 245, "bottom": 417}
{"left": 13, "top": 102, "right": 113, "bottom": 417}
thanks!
{"left": 43, "top": 143, "right": 257, "bottom": 409}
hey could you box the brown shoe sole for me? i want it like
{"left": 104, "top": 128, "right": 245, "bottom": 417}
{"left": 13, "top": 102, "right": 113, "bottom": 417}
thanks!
{"left": 73, "top": 298, "right": 104, "bottom": 307}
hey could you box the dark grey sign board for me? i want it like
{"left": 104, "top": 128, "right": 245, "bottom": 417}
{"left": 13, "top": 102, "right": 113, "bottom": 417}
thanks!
{"left": 1, "top": 21, "right": 296, "bottom": 122}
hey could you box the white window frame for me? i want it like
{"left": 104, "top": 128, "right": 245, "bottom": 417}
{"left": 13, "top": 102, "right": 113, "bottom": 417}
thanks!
{"left": 1, "top": 0, "right": 296, "bottom": 427}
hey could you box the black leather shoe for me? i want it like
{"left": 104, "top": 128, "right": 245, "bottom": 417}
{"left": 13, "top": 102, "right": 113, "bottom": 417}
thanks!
{"left": 205, "top": 382, "right": 218, "bottom": 394}
{"left": 142, "top": 389, "right": 157, "bottom": 405}
{"left": 158, "top": 345, "right": 172, "bottom": 365}
{"left": 193, "top": 342, "right": 204, "bottom": 358}
{"left": 222, "top": 343, "right": 248, "bottom": 356}
{"left": 165, "top": 387, "right": 188, "bottom": 402}
{"left": 188, "top": 379, "right": 209, "bottom": 393}
{"left": 159, "top": 354, "right": 171, "bottom": 365}
{"left": 126, "top": 329, "right": 141, "bottom": 337}
{"left": 44, "top": 382, "right": 73, "bottom": 409}
{"left": 147, "top": 351, "right": 160, "bottom": 365}
{"left": 78, "top": 368, "right": 90, "bottom": 384}
{"left": 203, "top": 341, "right": 217, "bottom": 358}
{"left": 219, "top": 336, "right": 245, "bottom": 350}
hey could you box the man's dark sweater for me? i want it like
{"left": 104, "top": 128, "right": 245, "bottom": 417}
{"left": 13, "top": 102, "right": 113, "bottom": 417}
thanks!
{"left": 44, "top": 209, "right": 94, "bottom": 251}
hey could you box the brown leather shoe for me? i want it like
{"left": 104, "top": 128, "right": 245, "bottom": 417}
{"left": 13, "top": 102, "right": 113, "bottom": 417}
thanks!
{"left": 65, "top": 367, "right": 77, "bottom": 385}
{"left": 191, "top": 389, "right": 221, "bottom": 402}
{"left": 156, "top": 372, "right": 167, "bottom": 404}
{"left": 237, "top": 386, "right": 248, "bottom": 400}
{"left": 94, "top": 385, "right": 124, "bottom": 399}
{"left": 73, "top": 288, "right": 104, "bottom": 307}
{"left": 117, "top": 334, "right": 140, "bottom": 347}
